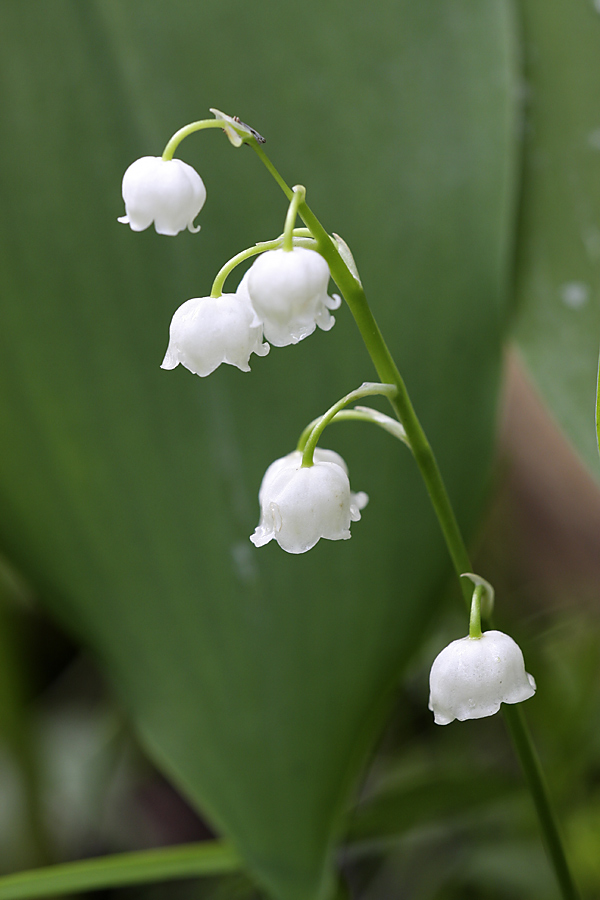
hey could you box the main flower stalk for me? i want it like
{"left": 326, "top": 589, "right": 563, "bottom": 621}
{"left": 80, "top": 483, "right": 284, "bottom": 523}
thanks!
{"left": 251, "top": 141, "right": 473, "bottom": 608}
{"left": 248, "top": 137, "right": 579, "bottom": 900}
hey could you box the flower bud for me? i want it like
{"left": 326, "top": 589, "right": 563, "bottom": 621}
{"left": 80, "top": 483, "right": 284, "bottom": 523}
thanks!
{"left": 250, "top": 449, "right": 368, "bottom": 554}
{"left": 118, "top": 156, "right": 206, "bottom": 235}
{"left": 246, "top": 247, "right": 341, "bottom": 347}
{"left": 161, "top": 292, "right": 269, "bottom": 377}
{"left": 428, "top": 630, "right": 536, "bottom": 725}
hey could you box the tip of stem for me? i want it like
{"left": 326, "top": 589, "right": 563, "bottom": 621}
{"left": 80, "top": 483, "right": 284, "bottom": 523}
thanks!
{"left": 292, "top": 184, "right": 307, "bottom": 201}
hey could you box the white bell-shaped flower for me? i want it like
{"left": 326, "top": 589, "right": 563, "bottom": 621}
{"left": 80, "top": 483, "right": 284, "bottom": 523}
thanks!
{"left": 246, "top": 247, "right": 341, "bottom": 347}
{"left": 250, "top": 448, "right": 368, "bottom": 554}
{"left": 428, "top": 630, "right": 536, "bottom": 726}
{"left": 118, "top": 156, "right": 206, "bottom": 235}
{"left": 161, "top": 291, "right": 269, "bottom": 377}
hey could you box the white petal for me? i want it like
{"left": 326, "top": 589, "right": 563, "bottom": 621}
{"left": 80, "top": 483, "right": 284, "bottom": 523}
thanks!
{"left": 428, "top": 630, "right": 536, "bottom": 725}
{"left": 251, "top": 449, "right": 365, "bottom": 553}
{"left": 325, "top": 293, "right": 342, "bottom": 310}
{"left": 314, "top": 305, "right": 335, "bottom": 333}
{"left": 161, "top": 293, "right": 269, "bottom": 377}
{"left": 160, "top": 342, "right": 180, "bottom": 370}
{"left": 247, "top": 247, "right": 337, "bottom": 347}
{"left": 119, "top": 156, "right": 206, "bottom": 236}
{"left": 349, "top": 491, "right": 369, "bottom": 521}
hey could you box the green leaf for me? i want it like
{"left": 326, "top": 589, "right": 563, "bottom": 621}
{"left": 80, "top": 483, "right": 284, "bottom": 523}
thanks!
{"left": 514, "top": 0, "right": 600, "bottom": 479}
{"left": 0, "top": 2, "right": 517, "bottom": 898}
{"left": 0, "top": 841, "right": 240, "bottom": 900}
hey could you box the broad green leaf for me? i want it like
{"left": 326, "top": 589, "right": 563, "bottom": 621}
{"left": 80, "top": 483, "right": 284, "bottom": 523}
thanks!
{"left": 0, "top": 841, "right": 240, "bottom": 900}
{"left": 514, "top": 0, "right": 600, "bottom": 478}
{"left": 0, "top": 2, "right": 517, "bottom": 898}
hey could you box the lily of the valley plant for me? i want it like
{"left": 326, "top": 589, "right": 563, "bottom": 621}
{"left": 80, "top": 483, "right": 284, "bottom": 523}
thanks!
{"left": 112, "top": 108, "right": 579, "bottom": 900}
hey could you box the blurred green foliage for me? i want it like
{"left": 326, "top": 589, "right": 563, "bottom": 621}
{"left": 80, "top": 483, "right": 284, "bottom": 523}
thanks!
{"left": 515, "top": 0, "right": 600, "bottom": 481}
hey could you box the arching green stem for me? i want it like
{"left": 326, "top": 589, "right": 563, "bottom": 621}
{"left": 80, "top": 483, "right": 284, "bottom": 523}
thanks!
{"left": 283, "top": 186, "right": 306, "bottom": 251}
{"left": 461, "top": 572, "right": 495, "bottom": 621}
{"left": 210, "top": 241, "right": 280, "bottom": 299}
{"left": 301, "top": 383, "right": 397, "bottom": 468}
{"left": 162, "top": 119, "right": 231, "bottom": 161}
{"left": 468, "top": 584, "right": 483, "bottom": 639}
{"left": 296, "top": 406, "right": 409, "bottom": 453}
{"left": 289, "top": 227, "right": 313, "bottom": 239}
{"left": 210, "top": 233, "right": 317, "bottom": 298}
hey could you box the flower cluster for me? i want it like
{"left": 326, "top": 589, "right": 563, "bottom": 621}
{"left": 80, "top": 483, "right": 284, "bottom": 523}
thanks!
{"left": 161, "top": 251, "right": 341, "bottom": 377}
{"left": 120, "top": 116, "right": 541, "bottom": 736}
{"left": 118, "top": 154, "right": 340, "bottom": 375}
{"left": 119, "top": 138, "right": 358, "bottom": 554}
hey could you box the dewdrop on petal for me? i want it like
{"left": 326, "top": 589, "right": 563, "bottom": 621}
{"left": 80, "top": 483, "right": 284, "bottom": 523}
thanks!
{"left": 428, "top": 630, "right": 536, "bottom": 726}
{"left": 250, "top": 449, "right": 368, "bottom": 554}
{"left": 247, "top": 247, "right": 341, "bottom": 347}
{"left": 161, "top": 292, "right": 269, "bottom": 377}
{"left": 118, "top": 156, "right": 206, "bottom": 235}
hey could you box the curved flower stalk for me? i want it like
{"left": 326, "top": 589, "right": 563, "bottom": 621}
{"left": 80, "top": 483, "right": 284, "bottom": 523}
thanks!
{"left": 250, "top": 383, "right": 400, "bottom": 552}
{"left": 296, "top": 405, "right": 410, "bottom": 452}
{"left": 118, "top": 156, "right": 206, "bottom": 235}
{"left": 250, "top": 448, "right": 368, "bottom": 553}
{"left": 161, "top": 291, "right": 269, "bottom": 377}
{"left": 428, "top": 630, "right": 536, "bottom": 725}
{"left": 246, "top": 246, "right": 341, "bottom": 346}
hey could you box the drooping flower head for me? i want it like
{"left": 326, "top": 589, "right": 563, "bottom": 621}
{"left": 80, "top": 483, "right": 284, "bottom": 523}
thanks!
{"left": 246, "top": 247, "right": 341, "bottom": 347}
{"left": 118, "top": 156, "right": 206, "bottom": 235}
{"left": 161, "top": 292, "right": 269, "bottom": 377}
{"left": 428, "top": 630, "right": 536, "bottom": 725}
{"left": 250, "top": 449, "right": 368, "bottom": 554}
